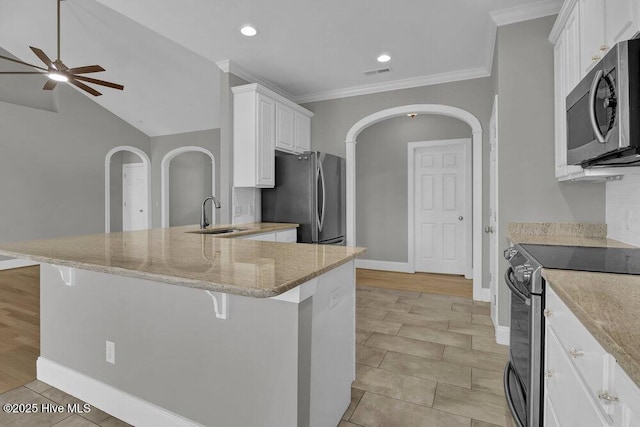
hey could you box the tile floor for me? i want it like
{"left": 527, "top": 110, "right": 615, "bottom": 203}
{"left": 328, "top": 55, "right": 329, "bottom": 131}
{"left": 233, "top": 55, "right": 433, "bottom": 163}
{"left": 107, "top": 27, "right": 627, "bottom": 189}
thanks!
{"left": 343, "top": 284, "right": 515, "bottom": 427}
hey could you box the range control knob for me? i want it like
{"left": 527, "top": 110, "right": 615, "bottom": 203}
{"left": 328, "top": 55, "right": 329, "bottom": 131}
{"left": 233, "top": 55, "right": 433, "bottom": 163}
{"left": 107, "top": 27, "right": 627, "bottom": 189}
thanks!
{"left": 514, "top": 264, "right": 533, "bottom": 283}
{"left": 503, "top": 247, "right": 518, "bottom": 260}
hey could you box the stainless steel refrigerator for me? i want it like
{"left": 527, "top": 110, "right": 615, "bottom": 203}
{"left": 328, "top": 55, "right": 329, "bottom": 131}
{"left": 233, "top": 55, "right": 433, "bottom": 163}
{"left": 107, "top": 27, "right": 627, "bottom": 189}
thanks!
{"left": 262, "top": 152, "right": 346, "bottom": 244}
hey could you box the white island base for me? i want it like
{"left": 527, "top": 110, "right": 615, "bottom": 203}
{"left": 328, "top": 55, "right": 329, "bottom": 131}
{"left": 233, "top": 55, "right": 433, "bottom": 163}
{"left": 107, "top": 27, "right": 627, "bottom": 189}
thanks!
{"left": 36, "top": 261, "right": 355, "bottom": 427}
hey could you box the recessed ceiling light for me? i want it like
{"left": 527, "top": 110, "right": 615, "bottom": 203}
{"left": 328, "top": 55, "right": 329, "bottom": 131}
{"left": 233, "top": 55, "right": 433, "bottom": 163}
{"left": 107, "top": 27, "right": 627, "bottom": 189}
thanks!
{"left": 377, "top": 54, "right": 391, "bottom": 63}
{"left": 48, "top": 72, "right": 68, "bottom": 82}
{"left": 240, "top": 25, "right": 258, "bottom": 37}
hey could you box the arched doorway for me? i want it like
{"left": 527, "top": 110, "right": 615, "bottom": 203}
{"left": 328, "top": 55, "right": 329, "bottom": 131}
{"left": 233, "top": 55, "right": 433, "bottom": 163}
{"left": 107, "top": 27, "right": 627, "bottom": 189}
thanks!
{"left": 104, "top": 146, "right": 151, "bottom": 233}
{"left": 344, "top": 104, "right": 485, "bottom": 301}
{"left": 161, "top": 146, "right": 216, "bottom": 228}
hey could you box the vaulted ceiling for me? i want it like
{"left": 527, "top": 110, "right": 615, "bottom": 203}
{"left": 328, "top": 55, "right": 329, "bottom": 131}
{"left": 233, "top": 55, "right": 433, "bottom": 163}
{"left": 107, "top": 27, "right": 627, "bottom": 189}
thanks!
{"left": 0, "top": 0, "right": 560, "bottom": 136}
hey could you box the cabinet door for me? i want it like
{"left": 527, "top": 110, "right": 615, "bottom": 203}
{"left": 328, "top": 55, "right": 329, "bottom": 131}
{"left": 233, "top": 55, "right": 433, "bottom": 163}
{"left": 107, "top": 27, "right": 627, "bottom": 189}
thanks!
{"left": 603, "top": 0, "right": 638, "bottom": 49}
{"left": 257, "top": 94, "right": 276, "bottom": 188}
{"left": 610, "top": 362, "right": 640, "bottom": 427}
{"left": 565, "top": 5, "right": 582, "bottom": 93}
{"left": 243, "top": 232, "right": 277, "bottom": 241}
{"left": 554, "top": 35, "right": 568, "bottom": 179}
{"left": 294, "top": 112, "right": 311, "bottom": 154}
{"left": 276, "top": 102, "right": 295, "bottom": 153}
{"left": 579, "top": 0, "right": 605, "bottom": 75}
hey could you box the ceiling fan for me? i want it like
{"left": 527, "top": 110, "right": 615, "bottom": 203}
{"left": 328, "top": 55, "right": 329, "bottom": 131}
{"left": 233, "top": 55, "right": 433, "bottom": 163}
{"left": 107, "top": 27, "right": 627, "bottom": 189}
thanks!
{"left": 0, "top": 0, "right": 123, "bottom": 96}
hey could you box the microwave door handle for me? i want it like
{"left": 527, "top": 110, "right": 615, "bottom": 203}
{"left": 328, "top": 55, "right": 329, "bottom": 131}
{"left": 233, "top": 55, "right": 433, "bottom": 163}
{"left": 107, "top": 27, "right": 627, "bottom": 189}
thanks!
{"left": 589, "top": 69, "right": 607, "bottom": 143}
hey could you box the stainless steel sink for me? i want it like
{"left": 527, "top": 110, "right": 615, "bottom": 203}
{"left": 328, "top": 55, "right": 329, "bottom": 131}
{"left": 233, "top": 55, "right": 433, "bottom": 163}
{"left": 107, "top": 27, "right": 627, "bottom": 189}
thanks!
{"left": 187, "top": 228, "right": 246, "bottom": 235}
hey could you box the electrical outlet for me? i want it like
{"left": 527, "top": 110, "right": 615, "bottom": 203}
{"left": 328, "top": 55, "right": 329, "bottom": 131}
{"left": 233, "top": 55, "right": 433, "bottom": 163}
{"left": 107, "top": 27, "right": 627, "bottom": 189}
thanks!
{"left": 106, "top": 341, "right": 115, "bottom": 364}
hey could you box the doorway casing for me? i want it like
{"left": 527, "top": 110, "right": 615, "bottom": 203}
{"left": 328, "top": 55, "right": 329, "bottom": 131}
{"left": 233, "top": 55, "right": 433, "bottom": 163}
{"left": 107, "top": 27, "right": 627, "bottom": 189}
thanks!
{"left": 344, "top": 104, "right": 487, "bottom": 301}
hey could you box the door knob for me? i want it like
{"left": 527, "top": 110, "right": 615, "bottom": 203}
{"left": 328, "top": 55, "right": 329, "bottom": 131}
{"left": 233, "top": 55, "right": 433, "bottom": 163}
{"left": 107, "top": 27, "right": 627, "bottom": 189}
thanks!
{"left": 484, "top": 226, "right": 494, "bottom": 233}
{"left": 458, "top": 216, "right": 464, "bottom": 221}
{"left": 139, "top": 209, "right": 144, "bottom": 213}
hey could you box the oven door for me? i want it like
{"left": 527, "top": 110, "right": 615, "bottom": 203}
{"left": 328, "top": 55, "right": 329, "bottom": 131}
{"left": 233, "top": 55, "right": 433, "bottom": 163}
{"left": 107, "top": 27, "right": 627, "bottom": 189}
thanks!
{"left": 504, "top": 267, "right": 531, "bottom": 427}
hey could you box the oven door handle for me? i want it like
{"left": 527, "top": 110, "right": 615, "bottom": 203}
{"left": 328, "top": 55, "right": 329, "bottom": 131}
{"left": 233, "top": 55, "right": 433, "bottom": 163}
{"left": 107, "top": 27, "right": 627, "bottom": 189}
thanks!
{"left": 589, "top": 69, "right": 607, "bottom": 143}
{"left": 505, "top": 267, "right": 530, "bottom": 306}
{"left": 504, "top": 362, "right": 526, "bottom": 427}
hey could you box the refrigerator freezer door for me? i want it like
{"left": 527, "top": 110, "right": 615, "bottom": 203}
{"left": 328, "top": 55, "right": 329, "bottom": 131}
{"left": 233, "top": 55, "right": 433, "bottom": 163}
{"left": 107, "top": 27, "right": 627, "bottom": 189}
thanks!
{"left": 316, "top": 153, "right": 346, "bottom": 244}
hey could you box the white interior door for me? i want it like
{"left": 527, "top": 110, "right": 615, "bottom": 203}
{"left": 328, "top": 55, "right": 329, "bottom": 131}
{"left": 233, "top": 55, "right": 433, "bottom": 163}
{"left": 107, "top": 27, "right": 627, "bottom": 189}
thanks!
{"left": 489, "top": 96, "right": 499, "bottom": 324}
{"left": 122, "top": 163, "right": 149, "bottom": 231}
{"left": 414, "top": 142, "right": 467, "bottom": 275}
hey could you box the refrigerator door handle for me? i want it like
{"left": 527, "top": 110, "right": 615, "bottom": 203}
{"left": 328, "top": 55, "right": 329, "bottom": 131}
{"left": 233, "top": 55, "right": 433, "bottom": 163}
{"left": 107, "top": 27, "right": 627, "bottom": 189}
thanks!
{"left": 318, "top": 160, "right": 327, "bottom": 232}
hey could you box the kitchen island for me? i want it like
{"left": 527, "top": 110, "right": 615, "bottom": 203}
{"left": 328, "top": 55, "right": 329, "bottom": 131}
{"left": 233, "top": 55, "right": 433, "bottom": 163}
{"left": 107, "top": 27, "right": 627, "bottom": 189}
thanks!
{"left": 0, "top": 223, "right": 366, "bottom": 427}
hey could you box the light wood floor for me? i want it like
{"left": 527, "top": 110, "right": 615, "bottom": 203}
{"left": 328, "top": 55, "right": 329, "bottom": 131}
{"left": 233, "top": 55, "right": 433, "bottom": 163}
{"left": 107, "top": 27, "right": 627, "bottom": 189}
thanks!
{"left": 0, "top": 266, "right": 39, "bottom": 394}
{"left": 356, "top": 269, "right": 473, "bottom": 298}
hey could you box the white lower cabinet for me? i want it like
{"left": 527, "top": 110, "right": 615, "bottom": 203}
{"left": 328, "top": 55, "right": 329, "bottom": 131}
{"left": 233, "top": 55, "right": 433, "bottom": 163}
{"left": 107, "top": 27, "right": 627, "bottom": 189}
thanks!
{"left": 545, "top": 286, "right": 640, "bottom": 426}
{"left": 239, "top": 229, "right": 297, "bottom": 243}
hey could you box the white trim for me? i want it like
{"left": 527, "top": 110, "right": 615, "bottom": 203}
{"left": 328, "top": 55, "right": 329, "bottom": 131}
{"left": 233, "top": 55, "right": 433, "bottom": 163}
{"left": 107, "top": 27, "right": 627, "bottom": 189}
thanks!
{"left": 489, "top": 95, "right": 501, "bottom": 328}
{"left": 294, "top": 67, "right": 490, "bottom": 104}
{"left": 490, "top": 0, "right": 562, "bottom": 27}
{"left": 407, "top": 139, "right": 472, "bottom": 279}
{"left": 160, "top": 146, "right": 216, "bottom": 228}
{"left": 232, "top": 83, "right": 313, "bottom": 117}
{"left": 495, "top": 325, "right": 510, "bottom": 346}
{"left": 0, "top": 259, "right": 39, "bottom": 270}
{"left": 37, "top": 357, "right": 203, "bottom": 427}
{"left": 549, "top": 0, "right": 579, "bottom": 43}
{"left": 216, "top": 59, "right": 295, "bottom": 101}
{"left": 355, "top": 260, "right": 413, "bottom": 273}
{"left": 345, "top": 104, "right": 484, "bottom": 302}
{"left": 104, "top": 146, "right": 151, "bottom": 233}
{"left": 479, "top": 287, "right": 491, "bottom": 303}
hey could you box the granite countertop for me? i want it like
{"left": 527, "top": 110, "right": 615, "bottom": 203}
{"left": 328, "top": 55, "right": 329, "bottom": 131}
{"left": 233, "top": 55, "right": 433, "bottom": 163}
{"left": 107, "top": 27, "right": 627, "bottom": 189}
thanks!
{"left": 542, "top": 269, "right": 640, "bottom": 388}
{"left": 506, "top": 221, "right": 631, "bottom": 248}
{"left": 188, "top": 222, "right": 298, "bottom": 238}
{"left": 0, "top": 223, "right": 366, "bottom": 298}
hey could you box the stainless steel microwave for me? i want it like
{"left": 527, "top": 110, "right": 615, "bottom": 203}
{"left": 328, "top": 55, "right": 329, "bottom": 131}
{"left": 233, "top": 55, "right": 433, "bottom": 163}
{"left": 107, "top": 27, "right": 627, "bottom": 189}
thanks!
{"left": 566, "top": 39, "right": 640, "bottom": 167}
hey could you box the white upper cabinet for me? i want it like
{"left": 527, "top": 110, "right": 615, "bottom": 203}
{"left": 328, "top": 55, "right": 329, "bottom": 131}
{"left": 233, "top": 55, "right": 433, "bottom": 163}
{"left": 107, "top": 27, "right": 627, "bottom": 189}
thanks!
{"left": 579, "top": 0, "right": 605, "bottom": 74}
{"left": 233, "top": 84, "right": 313, "bottom": 188}
{"left": 604, "top": 0, "right": 639, "bottom": 48}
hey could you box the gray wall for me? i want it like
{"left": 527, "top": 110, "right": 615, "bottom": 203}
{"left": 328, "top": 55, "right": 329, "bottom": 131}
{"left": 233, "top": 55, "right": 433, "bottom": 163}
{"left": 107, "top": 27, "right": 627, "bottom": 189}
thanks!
{"left": 0, "top": 83, "right": 150, "bottom": 251}
{"left": 494, "top": 16, "right": 606, "bottom": 326}
{"left": 149, "top": 129, "right": 221, "bottom": 228}
{"left": 109, "top": 151, "right": 144, "bottom": 233}
{"left": 303, "top": 77, "right": 494, "bottom": 287}
{"left": 356, "top": 116, "right": 472, "bottom": 261}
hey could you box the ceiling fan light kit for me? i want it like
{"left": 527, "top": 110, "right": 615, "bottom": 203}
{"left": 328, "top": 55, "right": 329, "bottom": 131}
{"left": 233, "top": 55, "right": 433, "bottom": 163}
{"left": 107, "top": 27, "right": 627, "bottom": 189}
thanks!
{"left": 0, "top": 0, "right": 123, "bottom": 96}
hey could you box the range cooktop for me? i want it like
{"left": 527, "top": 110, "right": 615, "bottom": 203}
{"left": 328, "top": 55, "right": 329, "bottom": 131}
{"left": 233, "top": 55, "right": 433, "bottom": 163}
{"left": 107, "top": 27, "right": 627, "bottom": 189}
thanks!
{"left": 520, "top": 244, "right": 640, "bottom": 275}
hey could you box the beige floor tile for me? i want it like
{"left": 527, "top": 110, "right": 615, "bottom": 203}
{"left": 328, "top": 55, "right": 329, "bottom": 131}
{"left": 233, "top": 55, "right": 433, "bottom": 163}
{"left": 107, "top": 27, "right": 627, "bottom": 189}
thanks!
{"left": 41, "top": 388, "right": 111, "bottom": 424}
{"left": 380, "top": 351, "right": 471, "bottom": 388}
{"left": 0, "top": 387, "right": 69, "bottom": 427}
{"left": 433, "top": 383, "right": 509, "bottom": 426}
{"left": 357, "top": 286, "right": 421, "bottom": 298}
{"left": 452, "top": 302, "right": 491, "bottom": 315}
{"left": 356, "top": 317, "right": 402, "bottom": 335}
{"left": 472, "top": 336, "right": 509, "bottom": 356}
{"left": 409, "top": 305, "right": 472, "bottom": 323}
{"left": 354, "top": 365, "right": 437, "bottom": 407}
{"left": 398, "top": 324, "right": 472, "bottom": 349}
{"left": 472, "top": 368, "right": 504, "bottom": 397}
{"left": 365, "top": 332, "right": 444, "bottom": 360}
{"left": 99, "top": 418, "right": 132, "bottom": 427}
{"left": 448, "top": 320, "right": 495, "bottom": 337}
{"left": 0, "top": 374, "right": 24, "bottom": 395}
{"left": 24, "top": 380, "right": 52, "bottom": 394}
{"left": 356, "top": 306, "right": 389, "bottom": 321}
{"left": 356, "top": 330, "right": 372, "bottom": 346}
{"left": 472, "top": 314, "right": 493, "bottom": 326}
{"left": 356, "top": 345, "right": 387, "bottom": 367}
{"left": 472, "top": 421, "right": 502, "bottom": 427}
{"left": 356, "top": 292, "right": 399, "bottom": 304}
{"left": 397, "top": 296, "right": 454, "bottom": 311}
{"left": 418, "top": 293, "right": 471, "bottom": 304}
{"left": 383, "top": 312, "right": 449, "bottom": 330}
{"left": 357, "top": 298, "right": 412, "bottom": 313}
{"left": 474, "top": 301, "right": 491, "bottom": 309}
{"left": 443, "top": 346, "right": 508, "bottom": 372}
{"left": 53, "top": 415, "right": 99, "bottom": 426}
{"left": 350, "top": 392, "right": 471, "bottom": 427}
{"left": 342, "top": 388, "right": 364, "bottom": 421}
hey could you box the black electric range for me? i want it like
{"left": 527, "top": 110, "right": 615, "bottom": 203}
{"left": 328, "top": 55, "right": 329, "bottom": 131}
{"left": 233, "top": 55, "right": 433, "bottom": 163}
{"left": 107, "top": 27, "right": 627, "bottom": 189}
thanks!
{"left": 519, "top": 244, "right": 640, "bottom": 275}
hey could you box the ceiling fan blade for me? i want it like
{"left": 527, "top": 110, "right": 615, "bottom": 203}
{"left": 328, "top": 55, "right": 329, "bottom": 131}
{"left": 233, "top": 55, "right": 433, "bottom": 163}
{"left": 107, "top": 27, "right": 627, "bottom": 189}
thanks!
{"left": 66, "top": 65, "right": 105, "bottom": 74}
{"left": 72, "top": 75, "right": 123, "bottom": 90}
{"left": 29, "top": 46, "right": 54, "bottom": 68}
{"left": 0, "top": 71, "right": 44, "bottom": 74}
{"left": 68, "top": 77, "right": 102, "bottom": 96}
{"left": 43, "top": 79, "right": 57, "bottom": 90}
{"left": 0, "top": 54, "right": 47, "bottom": 71}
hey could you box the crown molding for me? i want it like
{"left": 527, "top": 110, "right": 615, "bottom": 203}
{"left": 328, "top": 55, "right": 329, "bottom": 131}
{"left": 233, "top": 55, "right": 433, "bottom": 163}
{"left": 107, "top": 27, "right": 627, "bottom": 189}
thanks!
{"left": 216, "top": 59, "right": 295, "bottom": 100}
{"left": 490, "top": 0, "right": 562, "bottom": 27}
{"left": 549, "top": 0, "right": 578, "bottom": 42}
{"left": 293, "top": 67, "right": 490, "bottom": 104}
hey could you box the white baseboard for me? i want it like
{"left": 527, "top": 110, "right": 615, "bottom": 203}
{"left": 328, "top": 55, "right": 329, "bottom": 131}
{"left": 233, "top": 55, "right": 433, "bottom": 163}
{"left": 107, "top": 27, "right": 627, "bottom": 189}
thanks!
{"left": 0, "top": 259, "right": 39, "bottom": 270}
{"left": 355, "top": 259, "right": 413, "bottom": 273}
{"left": 495, "top": 326, "right": 510, "bottom": 346}
{"left": 37, "top": 358, "right": 203, "bottom": 427}
{"left": 475, "top": 288, "right": 491, "bottom": 302}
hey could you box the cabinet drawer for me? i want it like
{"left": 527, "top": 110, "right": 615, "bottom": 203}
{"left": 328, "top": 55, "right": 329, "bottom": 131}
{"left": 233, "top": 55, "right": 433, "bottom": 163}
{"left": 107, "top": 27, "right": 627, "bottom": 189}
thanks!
{"left": 275, "top": 229, "right": 297, "bottom": 243}
{"left": 545, "top": 327, "right": 607, "bottom": 426}
{"left": 610, "top": 362, "right": 640, "bottom": 426}
{"left": 242, "top": 232, "right": 276, "bottom": 242}
{"left": 546, "top": 287, "right": 608, "bottom": 401}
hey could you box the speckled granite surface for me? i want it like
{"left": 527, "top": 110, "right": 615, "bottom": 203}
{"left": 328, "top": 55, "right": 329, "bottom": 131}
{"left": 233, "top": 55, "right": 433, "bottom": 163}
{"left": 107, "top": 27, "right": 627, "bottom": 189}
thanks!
{"left": 543, "top": 269, "right": 640, "bottom": 388}
{"left": 506, "top": 222, "right": 630, "bottom": 247}
{"left": 0, "top": 223, "right": 366, "bottom": 298}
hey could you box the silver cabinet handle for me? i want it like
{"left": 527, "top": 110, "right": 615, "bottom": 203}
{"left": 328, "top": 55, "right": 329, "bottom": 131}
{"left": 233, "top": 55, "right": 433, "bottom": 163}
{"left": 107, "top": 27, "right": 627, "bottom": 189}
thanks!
{"left": 598, "top": 391, "right": 619, "bottom": 404}
{"left": 543, "top": 309, "right": 553, "bottom": 318}
{"left": 592, "top": 54, "right": 602, "bottom": 61}
{"left": 484, "top": 226, "right": 494, "bottom": 233}
{"left": 569, "top": 348, "right": 584, "bottom": 359}
{"left": 458, "top": 216, "right": 464, "bottom": 221}
{"left": 545, "top": 370, "right": 554, "bottom": 378}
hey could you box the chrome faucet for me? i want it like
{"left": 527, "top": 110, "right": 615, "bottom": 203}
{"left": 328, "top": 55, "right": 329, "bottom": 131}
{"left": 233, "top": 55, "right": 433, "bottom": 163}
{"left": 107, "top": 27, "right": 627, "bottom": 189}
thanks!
{"left": 200, "top": 196, "right": 221, "bottom": 229}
